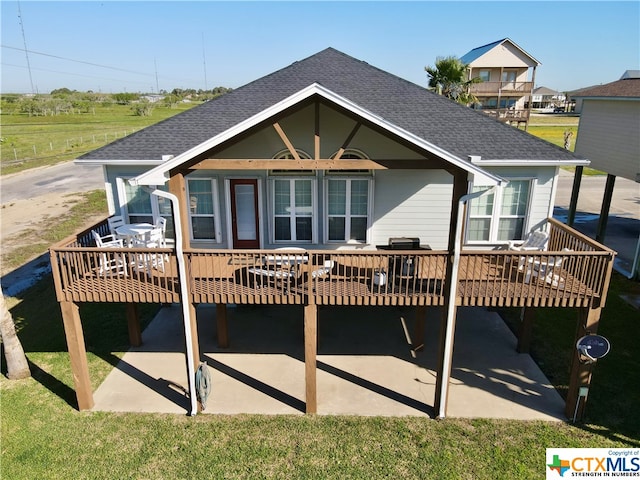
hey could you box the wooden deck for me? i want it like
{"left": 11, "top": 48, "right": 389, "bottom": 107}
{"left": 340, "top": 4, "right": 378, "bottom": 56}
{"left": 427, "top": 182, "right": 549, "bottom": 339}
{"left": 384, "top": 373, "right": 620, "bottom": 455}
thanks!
{"left": 50, "top": 219, "right": 614, "bottom": 309}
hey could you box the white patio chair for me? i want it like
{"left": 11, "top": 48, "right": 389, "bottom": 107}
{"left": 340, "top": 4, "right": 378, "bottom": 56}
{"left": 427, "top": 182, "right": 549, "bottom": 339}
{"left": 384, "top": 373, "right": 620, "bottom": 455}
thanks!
{"left": 527, "top": 249, "right": 572, "bottom": 287}
{"left": 107, "top": 215, "right": 126, "bottom": 236}
{"left": 91, "top": 230, "right": 126, "bottom": 276}
{"left": 132, "top": 226, "right": 166, "bottom": 274}
{"left": 508, "top": 231, "right": 548, "bottom": 252}
{"left": 311, "top": 260, "right": 334, "bottom": 279}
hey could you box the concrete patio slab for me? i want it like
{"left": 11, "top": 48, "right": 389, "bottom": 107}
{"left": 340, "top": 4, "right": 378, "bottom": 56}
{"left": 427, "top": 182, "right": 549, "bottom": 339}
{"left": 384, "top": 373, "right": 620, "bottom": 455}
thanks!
{"left": 93, "top": 304, "right": 566, "bottom": 420}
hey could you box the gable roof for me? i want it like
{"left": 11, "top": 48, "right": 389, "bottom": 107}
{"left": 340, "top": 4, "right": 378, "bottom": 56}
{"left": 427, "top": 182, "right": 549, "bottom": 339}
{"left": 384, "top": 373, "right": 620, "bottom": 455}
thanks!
{"left": 572, "top": 77, "right": 640, "bottom": 99}
{"left": 78, "top": 48, "right": 583, "bottom": 171}
{"left": 460, "top": 38, "right": 541, "bottom": 66}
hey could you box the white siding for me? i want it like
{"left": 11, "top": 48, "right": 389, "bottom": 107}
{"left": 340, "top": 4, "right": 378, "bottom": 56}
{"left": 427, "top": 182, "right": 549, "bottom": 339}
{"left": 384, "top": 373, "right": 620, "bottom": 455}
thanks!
{"left": 575, "top": 99, "right": 640, "bottom": 182}
{"left": 371, "top": 170, "right": 453, "bottom": 250}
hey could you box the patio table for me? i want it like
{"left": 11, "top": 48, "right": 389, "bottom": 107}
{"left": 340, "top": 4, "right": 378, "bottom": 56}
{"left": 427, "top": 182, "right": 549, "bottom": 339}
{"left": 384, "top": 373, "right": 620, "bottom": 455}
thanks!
{"left": 115, "top": 223, "right": 154, "bottom": 246}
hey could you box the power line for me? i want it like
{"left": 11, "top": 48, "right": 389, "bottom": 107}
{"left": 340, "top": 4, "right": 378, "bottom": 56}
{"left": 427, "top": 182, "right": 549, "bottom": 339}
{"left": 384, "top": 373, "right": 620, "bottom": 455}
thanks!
{"left": 1, "top": 44, "right": 202, "bottom": 85}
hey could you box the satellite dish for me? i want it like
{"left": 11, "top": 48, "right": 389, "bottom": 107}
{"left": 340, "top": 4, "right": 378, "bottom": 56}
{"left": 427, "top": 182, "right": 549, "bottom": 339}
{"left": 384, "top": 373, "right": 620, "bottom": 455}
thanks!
{"left": 576, "top": 334, "right": 610, "bottom": 362}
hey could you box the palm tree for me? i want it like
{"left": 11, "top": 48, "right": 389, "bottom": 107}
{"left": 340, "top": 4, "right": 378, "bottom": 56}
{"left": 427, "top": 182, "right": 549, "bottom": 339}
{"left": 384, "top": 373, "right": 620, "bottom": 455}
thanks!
{"left": 425, "top": 56, "right": 480, "bottom": 105}
{"left": 0, "top": 287, "right": 31, "bottom": 380}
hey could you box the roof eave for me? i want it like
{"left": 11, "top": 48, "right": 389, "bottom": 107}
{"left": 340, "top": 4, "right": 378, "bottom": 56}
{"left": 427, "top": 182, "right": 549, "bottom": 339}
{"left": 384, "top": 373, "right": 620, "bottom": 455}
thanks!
{"left": 470, "top": 158, "right": 590, "bottom": 167}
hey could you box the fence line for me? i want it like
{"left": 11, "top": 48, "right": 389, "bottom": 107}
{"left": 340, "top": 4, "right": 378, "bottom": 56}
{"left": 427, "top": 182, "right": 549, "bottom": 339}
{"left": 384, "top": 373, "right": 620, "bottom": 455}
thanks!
{"left": 0, "top": 129, "right": 137, "bottom": 166}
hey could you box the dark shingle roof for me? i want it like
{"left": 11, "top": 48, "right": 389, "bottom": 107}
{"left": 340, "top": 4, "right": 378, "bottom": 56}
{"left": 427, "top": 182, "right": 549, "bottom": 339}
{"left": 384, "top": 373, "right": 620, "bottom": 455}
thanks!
{"left": 572, "top": 78, "right": 640, "bottom": 99}
{"left": 80, "top": 48, "right": 582, "bottom": 163}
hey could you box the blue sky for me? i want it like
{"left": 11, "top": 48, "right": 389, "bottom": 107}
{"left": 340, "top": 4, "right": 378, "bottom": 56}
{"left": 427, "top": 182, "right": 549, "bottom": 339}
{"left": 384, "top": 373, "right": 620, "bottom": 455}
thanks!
{"left": 1, "top": 1, "right": 638, "bottom": 94}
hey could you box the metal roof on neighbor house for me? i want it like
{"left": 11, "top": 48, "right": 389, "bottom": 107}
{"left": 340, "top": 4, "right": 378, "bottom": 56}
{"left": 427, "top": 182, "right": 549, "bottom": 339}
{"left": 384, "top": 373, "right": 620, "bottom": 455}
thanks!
{"left": 78, "top": 47, "right": 582, "bottom": 164}
{"left": 459, "top": 38, "right": 541, "bottom": 66}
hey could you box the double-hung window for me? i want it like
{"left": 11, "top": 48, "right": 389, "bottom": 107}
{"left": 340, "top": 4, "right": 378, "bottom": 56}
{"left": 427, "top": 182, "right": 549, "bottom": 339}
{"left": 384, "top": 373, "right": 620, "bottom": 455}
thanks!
{"left": 326, "top": 176, "right": 371, "bottom": 243}
{"left": 187, "top": 178, "right": 220, "bottom": 241}
{"left": 467, "top": 179, "right": 532, "bottom": 243}
{"left": 272, "top": 177, "right": 314, "bottom": 242}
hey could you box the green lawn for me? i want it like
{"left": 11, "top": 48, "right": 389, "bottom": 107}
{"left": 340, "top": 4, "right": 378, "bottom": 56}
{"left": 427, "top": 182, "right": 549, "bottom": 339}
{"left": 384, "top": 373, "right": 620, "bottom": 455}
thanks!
{"left": 0, "top": 102, "right": 197, "bottom": 175}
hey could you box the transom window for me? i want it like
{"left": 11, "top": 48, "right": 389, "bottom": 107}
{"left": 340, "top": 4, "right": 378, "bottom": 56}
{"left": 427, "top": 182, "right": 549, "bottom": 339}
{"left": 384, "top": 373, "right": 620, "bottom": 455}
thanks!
{"left": 467, "top": 179, "right": 532, "bottom": 243}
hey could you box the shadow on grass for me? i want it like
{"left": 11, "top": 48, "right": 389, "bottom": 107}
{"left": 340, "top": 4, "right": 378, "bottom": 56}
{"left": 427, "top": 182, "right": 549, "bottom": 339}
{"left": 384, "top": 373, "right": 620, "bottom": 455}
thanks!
{"left": 7, "top": 273, "right": 159, "bottom": 409}
{"left": 498, "top": 272, "right": 640, "bottom": 444}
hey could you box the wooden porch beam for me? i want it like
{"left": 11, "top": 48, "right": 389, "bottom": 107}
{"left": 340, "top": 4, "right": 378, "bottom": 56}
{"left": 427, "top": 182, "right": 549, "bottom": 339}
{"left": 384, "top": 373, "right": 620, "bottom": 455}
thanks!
{"left": 565, "top": 306, "right": 602, "bottom": 421}
{"left": 190, "top": 158, "right": 448, "bottom": 171}
{"left": 333, "top": 122, "right": 362, "bottom": 161}
{"left": 304, "top": 304, "right": 318, "bottom": 414}
{"left": 60, "top": 301, "right": 94, "bottom": 411}
{"left": 273, "top": 122, "right": 300, "bottom": 161}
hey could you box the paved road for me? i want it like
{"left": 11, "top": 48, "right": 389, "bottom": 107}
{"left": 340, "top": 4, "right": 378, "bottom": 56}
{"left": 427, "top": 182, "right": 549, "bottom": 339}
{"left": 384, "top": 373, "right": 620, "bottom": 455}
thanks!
{"left": 1, "top": 161, "right": 104, "bottom": 204}
{"left": 554, "top": 170, "right": 639, "bottom": 276}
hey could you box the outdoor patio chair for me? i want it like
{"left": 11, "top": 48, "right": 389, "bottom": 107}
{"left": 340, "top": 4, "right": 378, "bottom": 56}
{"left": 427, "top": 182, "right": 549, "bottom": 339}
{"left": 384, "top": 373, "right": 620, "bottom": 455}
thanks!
{"left": 508, "top": 230, "right": 548, "bottom": 252}
{"left": 91, "top": 230, "right": 126, "bottom": 276}
{"left": 107, "top": 215, "right": 126, "bottom": 236}
{"left": 526, "top": 248, "right": 572, "bottom": 288}
{"left": 131, "top": 226, "right": 166, "bottom": 274}
{"left": 311, "top": 260, "right": 335, "bottom": 279}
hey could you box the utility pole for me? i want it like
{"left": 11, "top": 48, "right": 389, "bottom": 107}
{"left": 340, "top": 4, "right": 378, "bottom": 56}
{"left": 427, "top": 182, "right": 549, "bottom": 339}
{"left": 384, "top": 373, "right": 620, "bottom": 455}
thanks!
{"left": 202, "top": 32, "right": 208, "bottom": 91}
{"left": 154, "top": 58, "right": 160, "bottom": 93}
{"left": 17, "top": 1, "right": 35, "bottom": 94}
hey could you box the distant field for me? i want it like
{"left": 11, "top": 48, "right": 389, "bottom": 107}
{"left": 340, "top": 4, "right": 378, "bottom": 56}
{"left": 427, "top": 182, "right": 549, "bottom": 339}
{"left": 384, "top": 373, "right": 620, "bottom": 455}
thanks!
{"left": 0, "top": 102, "right": 197, "bottom": 175}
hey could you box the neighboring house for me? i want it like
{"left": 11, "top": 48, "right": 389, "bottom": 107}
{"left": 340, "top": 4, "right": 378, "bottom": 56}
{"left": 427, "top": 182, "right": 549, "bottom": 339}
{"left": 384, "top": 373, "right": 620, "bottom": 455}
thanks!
{"left": 531, "top": 87, "right": 566, "bottom": 110}
{"left": 570, "top": 70, "right": 640, "bottom": 278}
{"left": 461, "top": 38, "right": 540, "bottom": 128}
{"left": 54, "top": 48, "right": 615, "bottom": 420}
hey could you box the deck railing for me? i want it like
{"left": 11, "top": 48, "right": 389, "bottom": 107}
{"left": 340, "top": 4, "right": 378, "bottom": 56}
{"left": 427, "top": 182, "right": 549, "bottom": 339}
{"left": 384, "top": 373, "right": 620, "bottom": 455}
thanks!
{"left": 469, "top": 81, "right": 533, "bottom": 95}
{"left": 50, "top": 218, "right": 615, "bottom": 309}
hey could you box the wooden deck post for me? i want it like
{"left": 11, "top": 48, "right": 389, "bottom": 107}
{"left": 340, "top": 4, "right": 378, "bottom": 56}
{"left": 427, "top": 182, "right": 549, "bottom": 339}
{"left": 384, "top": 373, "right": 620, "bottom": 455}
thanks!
{"left": 434, "top": 169, "right": 468, "bottom": 417}
{"left": 216, "top": 303, "right": 228, "bottom": 348}
{"left": 188, "top": 302, "right": 203, "bottom": 413}
{"left": 60, "top": 301, "right": 94, "bottom": 411}
{"left": 567, "top": 165, "right": 583, "bottom": 227}
{"left": 565, "top": 306, "right": 601, "bottom": 421}
{"left": 413, "top": 305, "right": 427, "bottom": 352}
{"left": 304, "top": 303, "right": 318, "bottom": 414}
{"left": 596, "top": 174, "right": 616, "bottom": 243}
{"left": 517, "top": 307, "right": 535, "bottom": 353}
{"left": 168, "top": 172, "right": 191, "bottom": 250}
{"left": 125, "top": 303, "right": 142, "bottom": 347}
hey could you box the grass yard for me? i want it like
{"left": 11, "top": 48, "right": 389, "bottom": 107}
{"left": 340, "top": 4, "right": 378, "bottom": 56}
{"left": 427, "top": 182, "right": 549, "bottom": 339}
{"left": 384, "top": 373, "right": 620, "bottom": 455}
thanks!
{"left": 1, "top": 271, "right": 638, "bottom": 479}
{"left": 0, "top": 102, "right": 197, "bottom": 175}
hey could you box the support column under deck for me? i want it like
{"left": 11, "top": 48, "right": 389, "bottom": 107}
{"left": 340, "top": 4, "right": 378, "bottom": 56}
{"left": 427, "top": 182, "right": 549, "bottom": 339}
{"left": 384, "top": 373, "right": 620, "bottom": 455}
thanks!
{"left": 125, "top": 303, "right": 142, "bottom": 347}
{"left": 188, "top": 302, "right": 202, "bottom": 413}
{"left": 517, "top": 307, "right": 535, "bottom": 354}
{"left": 216, "top": 304, "right": 229, "bottom": 348}
{"left": 565, "top": 307, "right": 602, "bottom": 421}
{"left": 304, "top": 304, "right": 318, "bottom": 414}
{"left": 60, "top": 301, "right": 94, "bottom": 411}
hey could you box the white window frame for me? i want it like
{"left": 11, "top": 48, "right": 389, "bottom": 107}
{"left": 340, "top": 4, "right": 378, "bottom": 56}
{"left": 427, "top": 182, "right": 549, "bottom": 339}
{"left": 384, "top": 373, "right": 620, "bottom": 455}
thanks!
{"left": 466, "top": 178, "right": 535, "bottom": 244}
{"left": 324, "top": 175, "right": 373, "bottom": 245}
{"left": 186, "top": 177, "right": 222, "bottom": 243}
{"left": 269, "top": 176, "right": 317, "bottom": 244}
{"left": 116, "top": 177, "right": 161, "bottom": 223}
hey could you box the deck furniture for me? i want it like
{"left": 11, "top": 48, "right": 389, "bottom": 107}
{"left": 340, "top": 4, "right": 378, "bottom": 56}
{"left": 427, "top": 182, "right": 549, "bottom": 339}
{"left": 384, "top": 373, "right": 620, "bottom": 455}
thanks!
{"left": 107, "top": 215, "right": 126, "bottom": 236}
{"left": 91, "top": 230, "right": 126, "bottom": 276}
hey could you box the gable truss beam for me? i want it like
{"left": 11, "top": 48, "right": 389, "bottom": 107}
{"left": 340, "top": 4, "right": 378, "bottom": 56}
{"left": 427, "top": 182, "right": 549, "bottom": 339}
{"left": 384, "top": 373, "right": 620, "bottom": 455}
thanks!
{"left": 190, "top": 158, "right": 449, "bottom": 170}
{"left": 333, "top": 122, "right": 362, "bottom": 162}
{"left": 273, "top": 122, "right": 301, "bottom": 162}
